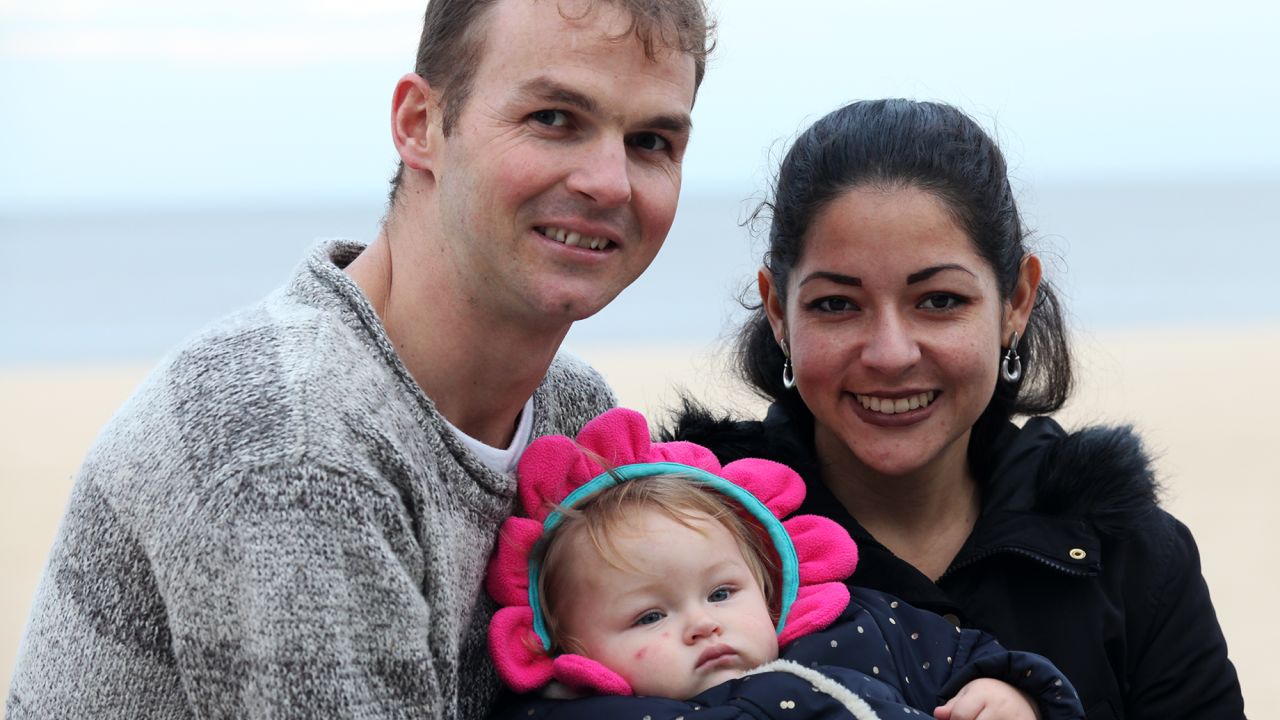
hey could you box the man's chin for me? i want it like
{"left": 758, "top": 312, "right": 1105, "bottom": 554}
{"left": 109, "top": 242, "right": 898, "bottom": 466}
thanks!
{"left": 543, "top": 290, "right": 624, "bottom": 324}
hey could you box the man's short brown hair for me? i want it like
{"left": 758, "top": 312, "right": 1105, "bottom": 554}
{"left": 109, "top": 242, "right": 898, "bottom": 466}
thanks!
{"left": 388, "top": 0, "right": 714, "bottom": 202}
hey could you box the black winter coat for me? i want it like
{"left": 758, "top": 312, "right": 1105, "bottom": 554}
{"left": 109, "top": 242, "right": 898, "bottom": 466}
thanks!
{"left": 665, "top": 406, "right": 1245, "bottom": 720}
{"left": 493, "top": 588, "right": 1084, "bottom": 720}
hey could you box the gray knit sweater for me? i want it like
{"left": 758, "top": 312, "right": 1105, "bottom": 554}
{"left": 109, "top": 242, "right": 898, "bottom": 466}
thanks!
{"left": 7, "top": 240, "right": 616, "bottom": 719}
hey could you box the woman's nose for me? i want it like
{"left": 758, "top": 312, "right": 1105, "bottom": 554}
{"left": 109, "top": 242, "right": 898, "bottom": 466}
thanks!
{"left": 860, "top": 311, "right": 921, "bottom": 375}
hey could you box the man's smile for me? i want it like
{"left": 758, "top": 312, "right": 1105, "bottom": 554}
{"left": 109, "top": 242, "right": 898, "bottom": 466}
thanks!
{"left": 535, "top": 225, "right": 614, "bottom": 251}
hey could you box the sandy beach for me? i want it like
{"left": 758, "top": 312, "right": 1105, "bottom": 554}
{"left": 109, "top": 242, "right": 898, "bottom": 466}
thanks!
{"left": 3, "top": 326, "right": 1275, "bottom": 714}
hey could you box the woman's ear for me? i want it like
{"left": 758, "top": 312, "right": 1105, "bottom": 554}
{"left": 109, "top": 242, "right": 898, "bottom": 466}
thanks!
{"left": 759, "top": 267, "right": 787, "bottom": 346}
{"left": 391, "top": 73, "right": 442, "bottom": 174}
{"left": 1006, "top": 254, "right": 1043, "bottom": 338}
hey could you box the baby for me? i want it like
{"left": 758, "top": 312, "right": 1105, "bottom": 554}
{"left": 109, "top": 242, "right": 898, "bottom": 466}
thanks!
{"left": 487, "top": 408, "right": 1083, "bottom": 720}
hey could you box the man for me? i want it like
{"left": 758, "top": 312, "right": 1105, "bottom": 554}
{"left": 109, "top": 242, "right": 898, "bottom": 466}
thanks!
{"left": 6, "top": 0, "right": 711, "bottom": 717}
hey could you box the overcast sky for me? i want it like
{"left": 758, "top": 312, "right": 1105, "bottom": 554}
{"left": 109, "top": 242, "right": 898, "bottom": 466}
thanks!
{"left": 2, "top": 0, "right": 1277, "bottom": 211}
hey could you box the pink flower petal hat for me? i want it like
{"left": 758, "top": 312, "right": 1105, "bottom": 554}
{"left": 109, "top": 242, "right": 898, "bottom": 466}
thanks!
{"left": 485, "top": 407, "right": 859, "bottom": 696}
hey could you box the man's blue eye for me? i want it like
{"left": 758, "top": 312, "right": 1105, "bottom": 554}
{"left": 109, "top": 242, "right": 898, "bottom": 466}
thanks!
{"left": 629, "top": 133, "right": 669, "bottom": 151}
{"left": 531, "top": 110, "right": 569, "bottom": 127}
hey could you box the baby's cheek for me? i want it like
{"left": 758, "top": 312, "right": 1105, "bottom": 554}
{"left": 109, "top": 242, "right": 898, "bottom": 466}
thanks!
{"left": 633, "top": 635, "right": 670, "bottom": 663}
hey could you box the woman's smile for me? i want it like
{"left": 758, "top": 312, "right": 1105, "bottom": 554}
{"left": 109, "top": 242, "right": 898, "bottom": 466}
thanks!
{"left": 853, "top": 390, "right": 937, "bottom": 415}
{"left": 848, "top": 390, "right": 940, "bottom": 427}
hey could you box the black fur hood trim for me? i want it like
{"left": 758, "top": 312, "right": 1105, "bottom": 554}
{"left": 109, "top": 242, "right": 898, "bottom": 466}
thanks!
{"left": 1019, "top": 420, "right": 1162, "bottom": 535}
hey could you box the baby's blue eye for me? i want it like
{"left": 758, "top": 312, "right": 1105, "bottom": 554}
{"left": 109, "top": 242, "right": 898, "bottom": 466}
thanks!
{"left": 708, "top": 587, "right": 732, "bottom": 602}
{"left": 635, "top": 611, "right": 664, "bottom": 626}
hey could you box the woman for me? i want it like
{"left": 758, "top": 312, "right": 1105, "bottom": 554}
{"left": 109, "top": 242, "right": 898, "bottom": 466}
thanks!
{"left": 666, "top": 99, "right": 1244, "bottom": 719}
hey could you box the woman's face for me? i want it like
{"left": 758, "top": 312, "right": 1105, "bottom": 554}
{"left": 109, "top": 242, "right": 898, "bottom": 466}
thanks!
{"left": 762, "top": 184, "right": 1038, "bottom": 481}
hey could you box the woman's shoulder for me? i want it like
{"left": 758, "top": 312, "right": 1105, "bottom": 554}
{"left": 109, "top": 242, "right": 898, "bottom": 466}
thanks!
{"left": 992, "top": 416, "right": 1164, "bottom": 534}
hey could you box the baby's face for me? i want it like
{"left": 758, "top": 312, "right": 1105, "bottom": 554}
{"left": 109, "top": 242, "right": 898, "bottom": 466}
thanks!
{"left": 556, "top": 508, "right": 779, "bottom": 699}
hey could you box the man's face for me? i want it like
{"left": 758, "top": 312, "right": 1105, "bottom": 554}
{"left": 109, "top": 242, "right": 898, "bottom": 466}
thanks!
{"left": 429, "top": 0, "right": 697, "bottom": 330}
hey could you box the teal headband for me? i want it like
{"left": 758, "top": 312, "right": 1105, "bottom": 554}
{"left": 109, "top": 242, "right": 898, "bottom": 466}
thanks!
{"left": 526, "top": 461, "right": 801, "bottom": 651}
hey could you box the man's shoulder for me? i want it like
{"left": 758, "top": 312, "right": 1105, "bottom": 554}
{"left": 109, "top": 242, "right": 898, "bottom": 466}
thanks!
{"left": 534, "top": 351, "right": 617, "bottom": 436}
{"left": 84, "top": 278, "right": 408, "bottom": 496}
{"left": 543, "top": 350, "right": 608, "bottom": 388}
{"left": 152, "top": 290, "right": 377, "bottom": 409}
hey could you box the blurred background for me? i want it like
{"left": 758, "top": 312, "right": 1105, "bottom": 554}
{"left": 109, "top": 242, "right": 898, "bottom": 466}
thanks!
{"left": 2, "top": 0, "right": 1277, "bottom": 712}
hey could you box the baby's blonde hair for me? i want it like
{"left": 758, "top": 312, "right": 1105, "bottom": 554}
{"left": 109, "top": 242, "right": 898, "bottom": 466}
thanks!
{"left": 535, "top": 474, "right": 779, "bottom": 655}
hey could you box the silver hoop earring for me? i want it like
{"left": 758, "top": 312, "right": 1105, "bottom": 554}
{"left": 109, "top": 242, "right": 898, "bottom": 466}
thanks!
{"left": 781, "top": 340, "right": 797, "bottom": 390}
{"left": 1001, "top": 331, "right": 1023, "bottom": 384}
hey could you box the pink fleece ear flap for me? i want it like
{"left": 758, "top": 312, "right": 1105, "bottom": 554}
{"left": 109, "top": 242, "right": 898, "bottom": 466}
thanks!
{"left": 572, "top": 407, "right": 654, "bottom": 466}
{"left": 552, "top": 654, "right": 633, "bottom": 695}
{"left": 486, "top": 517, "right": 542, "bottom": 608}
{"left": 488, "top": 606, "right": 553, "bottom": 693}
{"left": 786, "top": 515, "right": 859, "bottom": 584}
{"left": 720, "top": 458, "right": 806, "bottom": 518}
{"left": 778, "top": 583, "right": 853, "bottom": 647}
{"left": 517, "top": 435, "right": 596, "bottom": 521}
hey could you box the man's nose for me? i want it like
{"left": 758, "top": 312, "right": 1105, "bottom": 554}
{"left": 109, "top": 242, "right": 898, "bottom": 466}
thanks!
{"left": 566, "top": 137, "right": 632, "bottom": 208}
{"left": 860, "top": 310, "right": 921, "bottom": 375}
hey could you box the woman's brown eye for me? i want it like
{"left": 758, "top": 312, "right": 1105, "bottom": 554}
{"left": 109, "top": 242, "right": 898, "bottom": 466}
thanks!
{"left": 921, "top": 294, "right": 963, "bottom": 310}
{"left": 815, "top": 298, "right": 855, "bottom": 312}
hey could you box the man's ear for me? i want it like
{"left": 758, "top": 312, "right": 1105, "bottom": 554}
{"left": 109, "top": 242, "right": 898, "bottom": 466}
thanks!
{"left": 1005, "top": 254, "right": 1043, "bottom": 339}
{"left": 759, "top": 267, "right": 788, "bottom": 346}
{"left": 391, "top": 73, "right": 442, "bottom": 173}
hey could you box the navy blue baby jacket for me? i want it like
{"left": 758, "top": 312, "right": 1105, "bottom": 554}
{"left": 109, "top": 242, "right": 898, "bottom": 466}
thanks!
{"left": 493, "top": 587, "right": 1083, "bottom": 719}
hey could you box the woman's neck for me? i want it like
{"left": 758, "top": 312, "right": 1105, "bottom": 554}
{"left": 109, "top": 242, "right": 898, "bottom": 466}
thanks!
{"left": 813, "top": 428, "right": 980, "bottom": 582}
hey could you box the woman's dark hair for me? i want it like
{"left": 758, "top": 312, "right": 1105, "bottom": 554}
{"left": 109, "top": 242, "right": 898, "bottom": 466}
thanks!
{"left": 739, "top": 99, "right": 1073, "bottom": 463}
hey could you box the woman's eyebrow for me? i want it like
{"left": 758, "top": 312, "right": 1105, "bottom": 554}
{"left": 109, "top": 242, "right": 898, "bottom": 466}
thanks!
{"left": 800, "top": 264, "right": 977, "bottom": 288}
{"left": 799, "top": 271, "right": 861, "bottom": 287}
{"left": 906, "top": 264, "right": 977, "bottom": 284}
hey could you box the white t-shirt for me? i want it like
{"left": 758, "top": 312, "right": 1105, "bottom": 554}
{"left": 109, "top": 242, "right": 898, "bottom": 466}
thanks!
{"left": 444, "top": 397, "right": 537, "bottom": 475}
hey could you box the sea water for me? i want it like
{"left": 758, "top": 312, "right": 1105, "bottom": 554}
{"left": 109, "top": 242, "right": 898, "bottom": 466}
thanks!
{"left": 1, "top": 182, "right": 1276, "bottom": 367}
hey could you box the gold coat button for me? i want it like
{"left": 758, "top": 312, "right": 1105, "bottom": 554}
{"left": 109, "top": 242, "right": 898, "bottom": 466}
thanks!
{"left": 1069, "top": 548, "right": 1087, "bottom": 560}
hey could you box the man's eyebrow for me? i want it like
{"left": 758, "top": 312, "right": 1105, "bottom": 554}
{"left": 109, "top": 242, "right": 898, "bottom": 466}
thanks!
{"left": 517, "top": 77, "right": 692, "bottom": 135}
{"left": 906, "top": 264, "right": 977, "bottom": 284}
{"left": 799, "top": 271, "right": 861, "bottom": 288}
{"left": 644, "top": 111, "right": 693, "bottom": 136}
{"left": 519, "top": 78, "right": 598, "bottom": 114}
